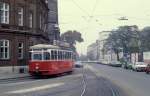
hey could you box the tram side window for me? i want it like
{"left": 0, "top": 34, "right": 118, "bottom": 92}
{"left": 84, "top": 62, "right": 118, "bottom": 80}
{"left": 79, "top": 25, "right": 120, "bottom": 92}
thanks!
{"left": 58, "top": 51, "right": 61, "bottom": 60}
{"left": 64, "top": 52, "right": 67, "bottom": 60}
{"left": 67, "top": 52, "right": 69, "bottom": 59}
{"left": 54, "top": 51, "right": 57, "bottom": 60}
{"left": 63, "top": 52, "right": 65, "bottom": 60}
{"left": 69, "top": 52, "right": 72, "bottom": 60}
{"left": 33, "top": 53, "right": 42, "bottom": 60}
{"left": 70, "top": 52, "right": 73, "bottom": 60}
{"left": 66, "top": 52, "right": 68, "bottom": 59}
{"left": 64, "top": 52, "right": 66, "bottom": 60}
{"left": 43, "top": 52, "right": 50, "bottom": 60}
{"left": 51, "top": 50, "right": 55, "bottom": 60}
{"left": 59, "top": 51, "right": 62, "bottom": 60}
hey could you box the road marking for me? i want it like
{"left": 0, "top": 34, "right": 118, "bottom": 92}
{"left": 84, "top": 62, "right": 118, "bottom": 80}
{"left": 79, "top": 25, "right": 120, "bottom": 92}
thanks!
{"left": 0, "top": 80, "right": 43, "bottom": 86}
{"left": 6, "top": 83, "right": 64, "bottom": 94}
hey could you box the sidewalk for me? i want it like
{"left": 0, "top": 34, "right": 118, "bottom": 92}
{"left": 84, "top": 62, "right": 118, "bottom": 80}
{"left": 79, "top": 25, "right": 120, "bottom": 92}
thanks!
{"left": 0, "top": 66, "right": 30, "bottom": 80}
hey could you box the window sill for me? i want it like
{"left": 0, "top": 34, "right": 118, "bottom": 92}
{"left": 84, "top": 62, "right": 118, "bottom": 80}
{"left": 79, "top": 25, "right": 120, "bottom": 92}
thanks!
{"left": 0, "top": 59, "right": 10, "bottom": 61}
{"left": 18, "top": 58, "right": 24, "bottom": 60}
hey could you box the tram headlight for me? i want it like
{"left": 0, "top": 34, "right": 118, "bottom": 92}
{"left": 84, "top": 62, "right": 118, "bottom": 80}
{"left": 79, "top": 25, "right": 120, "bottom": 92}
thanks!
{"left": 36, "top": 66, "right": 39, "bottom": 70}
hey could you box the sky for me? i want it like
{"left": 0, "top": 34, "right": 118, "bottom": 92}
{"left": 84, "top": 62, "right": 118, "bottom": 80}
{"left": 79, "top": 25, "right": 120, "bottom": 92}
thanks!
{"left": 58, "top": 0, "right": 150, "bottom": 55}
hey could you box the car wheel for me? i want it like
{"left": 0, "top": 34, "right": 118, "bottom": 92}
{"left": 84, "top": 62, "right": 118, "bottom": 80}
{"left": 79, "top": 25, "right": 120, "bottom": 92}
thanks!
{"left": 146, "top": 71, "right": 149, "bottom": 74}
{"left": 136, "top": 69, "right": 139, "bottom": 72}
{"left": 132, "top": 69, "right": 135, "bottom": 71}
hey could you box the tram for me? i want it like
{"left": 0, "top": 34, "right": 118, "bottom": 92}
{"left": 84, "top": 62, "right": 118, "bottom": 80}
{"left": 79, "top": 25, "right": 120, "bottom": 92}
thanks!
{"left": 29, "top": 44, "right": 74, "bottom": 76}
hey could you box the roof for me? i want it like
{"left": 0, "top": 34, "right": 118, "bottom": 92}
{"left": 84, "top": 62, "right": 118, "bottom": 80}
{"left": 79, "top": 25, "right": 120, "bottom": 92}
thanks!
{"left": 30, "top": 44, "right": 60, "bottom": 50}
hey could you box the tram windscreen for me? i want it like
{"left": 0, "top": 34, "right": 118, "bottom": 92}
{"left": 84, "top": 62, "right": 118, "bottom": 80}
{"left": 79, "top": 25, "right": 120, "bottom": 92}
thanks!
{"left": 33, "top": 53, "right": 42, "bottom": 60}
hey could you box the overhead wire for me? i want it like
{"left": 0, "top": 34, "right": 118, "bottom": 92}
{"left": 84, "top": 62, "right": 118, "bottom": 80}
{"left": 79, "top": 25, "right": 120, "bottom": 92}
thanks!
{"left": 71, "top": 0, "right": 90, "bottom": 17}
{"left": 89, "top": 0, "right": 99, "bottom": 22}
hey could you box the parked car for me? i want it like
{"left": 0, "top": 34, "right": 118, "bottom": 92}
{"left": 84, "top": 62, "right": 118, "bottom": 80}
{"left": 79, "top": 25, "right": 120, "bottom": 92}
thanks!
{"left": 109, "top": 61, "right": 122, "bottom": 67}
{"left": 100, "top": 60, "right": 109, "bottom": 65}
{"left": 145, "top": 64, "right": 150, "bottom": 74}
{"left": 132, "top": 62, "right": 147, "bottom": 72}
{"left": 122, "top": 62, "right": 133, "bottom": 69}
{"left": 74, "top": 61, "right": 83, "bottom": 68}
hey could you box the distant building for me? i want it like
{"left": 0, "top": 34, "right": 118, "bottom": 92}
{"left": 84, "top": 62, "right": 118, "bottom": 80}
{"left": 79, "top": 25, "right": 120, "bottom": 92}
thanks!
{"left": 0, "top": 0, "right": 49, "bottom": 69}
{"left": 87, "top": 40, "right": 99, "bottom": 61}
{"left": 98, "top": 31, "right": 123, "bottom": 62}
{"left": 48, "top": 0, "right": 60, "bottom": 44}
{"left": 98, "top": 39, "right": 106, "bottom": 60}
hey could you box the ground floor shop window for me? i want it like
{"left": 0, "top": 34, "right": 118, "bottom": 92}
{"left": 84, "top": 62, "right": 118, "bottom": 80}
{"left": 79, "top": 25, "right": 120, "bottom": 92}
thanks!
{"left": 0, "top": 40, "right": 10, "bottom": 59}
{"left": 18, "top": 42, "right": 23, "bottom": 59}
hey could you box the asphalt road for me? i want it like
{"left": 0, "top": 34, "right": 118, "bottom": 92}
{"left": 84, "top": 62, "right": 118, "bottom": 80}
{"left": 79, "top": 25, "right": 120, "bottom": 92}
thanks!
{"left": 0, "top": 65, "right": 124, "bottom": 96}
{"left": 89, "top": 63, "right": 150, "bottom": 96}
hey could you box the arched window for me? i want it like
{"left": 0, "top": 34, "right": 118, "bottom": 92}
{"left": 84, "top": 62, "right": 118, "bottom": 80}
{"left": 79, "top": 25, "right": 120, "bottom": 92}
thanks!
{"left": 0, "top": 40, "right": 10, "bottom": 59}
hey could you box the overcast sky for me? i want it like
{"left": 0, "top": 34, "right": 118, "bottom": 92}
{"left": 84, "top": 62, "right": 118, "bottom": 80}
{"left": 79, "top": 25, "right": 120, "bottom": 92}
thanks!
{"left": 58, "top": 0, "right": 150, "bottom": 55}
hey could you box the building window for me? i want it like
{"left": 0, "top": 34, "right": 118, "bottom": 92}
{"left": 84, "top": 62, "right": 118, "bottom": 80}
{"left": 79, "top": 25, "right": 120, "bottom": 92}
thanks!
{"left": 18, "top": 43, "right": 23, "bottom": 59}
{"left": 45, "top": 0, "right": 48, "bottom": 4}
{"left": 29, "top": 12, "right": 33, "bottom": 28}
{"left": 18, "top": 7, "right": 23, "bottom": 26}
{"left": 0, "top": 40, "right": 10, "bottom": 59}
{"left": 39, "top": 14, "right": 42, "bottom": 29}
{"left": 0, "top": 2, "right": 9, "bottom": 24}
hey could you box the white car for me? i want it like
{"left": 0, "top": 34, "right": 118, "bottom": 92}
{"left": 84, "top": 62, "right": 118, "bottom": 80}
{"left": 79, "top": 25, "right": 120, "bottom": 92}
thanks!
{"left": 109, "top": 61, "right": 122, "bottom": 67}
{"left": 100, "top": 60, "right": 109, "bottom": 65}
{"left": 132, "top": 62, "right": 147, "bottom": 71}
{"left": 74, "top": 61, "right": 83, "bottom": 68}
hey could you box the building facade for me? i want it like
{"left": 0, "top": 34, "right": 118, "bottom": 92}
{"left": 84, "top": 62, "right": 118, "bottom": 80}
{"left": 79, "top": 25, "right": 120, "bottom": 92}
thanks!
{"left": 87, "top": 40, "right": 99, "bottom": 61}
{"left": 98, "top": 31, "right": 123, "bottom": 62}
{"left": 48, "top": 0, "right": 60, "bottom": 44}
{"left": 0, "top": 0, "right": 49, "bottom": 68}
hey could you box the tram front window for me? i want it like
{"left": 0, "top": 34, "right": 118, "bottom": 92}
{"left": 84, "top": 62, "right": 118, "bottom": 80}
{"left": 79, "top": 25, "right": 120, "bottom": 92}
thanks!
{"left": 33, "top": 53, "right": 42, "bottom": 60}
{"left": 43, "top": 52, "right": 50, "bottom": 60}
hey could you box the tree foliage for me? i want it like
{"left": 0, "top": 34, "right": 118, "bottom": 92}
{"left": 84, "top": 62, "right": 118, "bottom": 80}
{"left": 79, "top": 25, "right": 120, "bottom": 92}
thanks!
{"left": 104, "top": 25, "right": 140, "bottom": 60}
{"left": 141, "top": 27, "right": 150, "bottom": 51}
{"left": 60, "top": 30, "right": 84, "bottom": 52}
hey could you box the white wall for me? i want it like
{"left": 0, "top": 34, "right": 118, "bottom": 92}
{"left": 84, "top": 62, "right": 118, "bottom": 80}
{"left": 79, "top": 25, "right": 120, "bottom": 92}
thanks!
{"left": 0, "top": 66, "right": 28, "bottom": 74}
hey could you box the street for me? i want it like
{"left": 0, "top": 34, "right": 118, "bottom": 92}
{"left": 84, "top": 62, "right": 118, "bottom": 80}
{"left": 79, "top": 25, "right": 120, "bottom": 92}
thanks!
{"left": 89, "top": 63, "right": 150, "bottom": 96}
{"left": 0, "top": 63, "right": 150, "bottom": 96}
{"left": 1, "top": 0, "right": 150, "bottom": 96}
{"left": 0, "top": 63, "right": 123, "bottom": 96}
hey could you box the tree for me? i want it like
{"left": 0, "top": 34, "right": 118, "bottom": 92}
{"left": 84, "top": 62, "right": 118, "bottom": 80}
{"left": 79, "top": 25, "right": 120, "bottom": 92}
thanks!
{"left": 141, "top": 27, "right": 150, "bottom": 51}
{"left": 61, "top": 30, "right": 84, "bottom": 52}
{"left": 104, "top": 25, "right": 140, "bottom": 61}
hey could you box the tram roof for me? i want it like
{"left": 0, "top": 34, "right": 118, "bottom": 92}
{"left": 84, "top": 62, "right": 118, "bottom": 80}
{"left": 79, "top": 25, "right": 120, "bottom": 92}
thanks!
{"left": 30, "top": 44, "right": 60, "bottom": 50}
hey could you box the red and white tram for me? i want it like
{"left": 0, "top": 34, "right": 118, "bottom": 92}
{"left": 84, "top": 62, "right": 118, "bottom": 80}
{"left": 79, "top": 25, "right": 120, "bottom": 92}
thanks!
{"left": 29, "top": 44, "right": 74, "bottom": 76}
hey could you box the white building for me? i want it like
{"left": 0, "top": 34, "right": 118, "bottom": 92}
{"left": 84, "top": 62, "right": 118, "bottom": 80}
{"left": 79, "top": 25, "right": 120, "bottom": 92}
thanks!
{"left": 87, "top": 40, "right": 99, "bottom": 61}
{"left": 98, "top": 31, "right": 123, "bottom": 62}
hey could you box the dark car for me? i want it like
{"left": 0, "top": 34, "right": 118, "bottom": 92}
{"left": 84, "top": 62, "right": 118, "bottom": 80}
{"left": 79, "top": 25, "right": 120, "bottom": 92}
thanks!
{"left": 145, "top": 64, "right": 150, "bottom": 74}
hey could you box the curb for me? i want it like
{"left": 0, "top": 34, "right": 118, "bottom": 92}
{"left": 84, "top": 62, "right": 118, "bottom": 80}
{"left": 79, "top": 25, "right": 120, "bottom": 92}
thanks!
{"left": 0, "top": 75, "right": 30, "bottom": 81}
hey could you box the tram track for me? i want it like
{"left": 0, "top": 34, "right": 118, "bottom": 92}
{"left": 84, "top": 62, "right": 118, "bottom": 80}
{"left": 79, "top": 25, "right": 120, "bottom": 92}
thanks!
{"left": 40, "top": 64, "right": 122, "bottom": 96}
{"left": 0, "top": 65, "right": 122, "bottom": 96}
{"left": 36, "top": 68, "right": 87, "bottom": 96}
{"left": 84, "top": 64, "right": 122, "bottom": 96}
{"left": 80, "top": 66, "right": 87, "bottom": 96}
